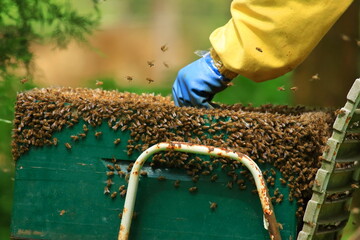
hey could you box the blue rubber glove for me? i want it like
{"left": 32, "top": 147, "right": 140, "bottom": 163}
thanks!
{"left": 172, "top": 52, "right": 232, "bottom": 109}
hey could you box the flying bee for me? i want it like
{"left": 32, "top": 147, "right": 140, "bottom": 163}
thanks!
{"left": 147, "top": 60, "right": 155, "bottom": 67}
{"left": 114, "top": 138, "right": 121, "bottom": 145}
{"left": 65, "top": 142, "right": 72, "bottom": 149}
{"left": 96, "top": 80, "right": 103, "bottom": 86}
{"left": 146, "top": 78, "right": 154, "bottom": 84}
{"left": 160, "top": 44, "right": 168, "bottom": 52}
{"left": 209, "top": 202, "right": 217, "bottom": 210}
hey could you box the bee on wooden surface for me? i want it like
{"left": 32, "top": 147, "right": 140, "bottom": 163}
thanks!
{"left": 125, "top": 76, "right": 133, "bottom": 82}
{"left": 160, "top": 44, "right": 168, "bottom": 52}
{"left": 65, "top": 142, "right": 72, "bottom": 149}
{"left": 163, "top": 62, "right": 169, "bottom": 68}
{"left": 147, "top": 60, "right": 155, "bottom": 67}
{"left": 209, "top": 202, "right": 217, "bottom": 210}
{"left": 188, "top": 186, "right": 198, "bottom": 193}
{"left": 146, "top": 78, "right": 154, "bottom": 84}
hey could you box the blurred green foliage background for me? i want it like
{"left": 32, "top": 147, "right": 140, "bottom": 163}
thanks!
{"left": 0, "top": 0, "right": 358, "bottom": 239}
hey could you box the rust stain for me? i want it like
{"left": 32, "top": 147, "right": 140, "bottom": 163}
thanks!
{"left": 132, "top": 171, "right": 138, "bottom": 175}
{"left": 123, "top": 208, "right": 127, "bottom": 214}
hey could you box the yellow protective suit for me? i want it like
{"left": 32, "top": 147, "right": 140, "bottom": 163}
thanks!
{"left": 209, "top": 0, "right": 353, "bottom": 82}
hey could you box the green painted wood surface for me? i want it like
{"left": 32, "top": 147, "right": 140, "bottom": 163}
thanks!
{"left": 11, "top": 121, "right": 298, "bottom": 240}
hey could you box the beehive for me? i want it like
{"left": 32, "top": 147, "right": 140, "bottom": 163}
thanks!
{"left": 11, "top": 87, "right": 340, "bottom": 240}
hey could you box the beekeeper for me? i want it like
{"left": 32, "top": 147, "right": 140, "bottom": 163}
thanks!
{"left": 172, "top": 1, "right": 353, "bottom": 108}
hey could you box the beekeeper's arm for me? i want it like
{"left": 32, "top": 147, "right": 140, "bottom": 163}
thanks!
{"left": 172, "top": 0, "right": 353, "bottom": 108}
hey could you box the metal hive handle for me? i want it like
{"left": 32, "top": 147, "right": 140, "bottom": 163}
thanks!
{"left": 118, "top": 142, "right": 281, "bottom": 240}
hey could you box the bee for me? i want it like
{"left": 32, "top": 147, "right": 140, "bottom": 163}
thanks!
{"left": 226, "top": 181, "right": 233, "bottom": 189}
{"left": 114, "top": 164, "right": 121, "bottom": 171}
{"left": 227, "top": 82, "right": 234, "bottom": 87}
{"left": 83, "top": 124, "right": 88, "bottom": 132}
{"left": 210, "top": 174, "right": 218, "bottom": 182}
{"left": 140, "top": 171, "right": 148, "bottom": 177}
{"left": 118, "top": 171, "right": 125, "bottom": 177}
{"left": 158, "top": 176, "right": 166, "bottom": 181}
{"left": 280, "top": 178, "right": 287, "bottom": 185}
{"left": 125, "top": 76, "right": 133, "bottom": 82}
{"left": 95, "top": 131, "right": 102, "bottom": 137}
{"left": 147, "top": 60, "right": 155, "bottom": 67}
{"left": 341, "top": 34, "right": 351, "bottom": 42}
{"left": 146, "top": 78, "right": 154, "bottom": 84}
{"left": 163, "top": 62, "right": 169, "bottom": 68}
{"left": 192, "top": 175, "right": 199, "bottom": 183}
{"left": 106, "top": 171, "right": 115, "bottom": 177}
{"left": 70, "top": 135, "right": 79, "bottom": 141}
{"left": 209, "top": 202, "right": 217, "bottom": 210}
{"left": 119, "top": 185, "right": 126, "bottom": 191}
{"left": 114, "top": 138, "right": 121, "bottom": 145}
{"left": 107, "top": 164, "right": 115, "bottom": 171}
{"left": 188, "top": 186, "right": 198, "bottom": 193}
{"left": 106, "top": 179, "right": 113, "bottom": 187}
{"left": 20, "top": 78, "right": 28, "bottom": 84}
{"left": 174, "top": 180, "right": 180, "bottom": 188}
{"left": 277, "top": 86, "right": 285, "bottom": 91}
{"left": 53, "top": 137, "right": 58, "bottom": 146}
{"left": 290, "top": 87, "right": 298, "bottom": 92}
{"left": 104, "top": 186, "right": 110, "bottom": 195}
{"left": 78, "top": 133, "right": 86, "bottom": 138}
{"left": 111, "top": 192, "right": 117, "bottom": 199}
{"left": 65, "top": 142, "right": 72, "bottom": 149}
{"left": 120, "top": 189, "right": 127, "bottom": 198}
{"left": 310, "top": 73, "right": 320, "bottom": 81}
{"left": 59, "top": 210, "right": 66, "bottom": 216}
{"left": 255, "top": 47, "right": 263, "bottom": 52}
{"left": 96, "top": 80, "right": 103, "bottom": 86}
{"left": 160, "top": 44, "right": 168, "bottom": 52}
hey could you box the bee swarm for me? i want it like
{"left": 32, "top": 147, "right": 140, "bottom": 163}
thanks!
{"left": 12, "top": 87, "right": 336, "bottom": 219}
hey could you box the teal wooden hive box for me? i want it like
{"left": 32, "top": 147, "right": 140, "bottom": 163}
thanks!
{"left": 11, "top": 82, "right": 360, "bottom": 240}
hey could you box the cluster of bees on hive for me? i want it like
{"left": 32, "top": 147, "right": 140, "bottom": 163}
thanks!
{"left": 12, "top": 87, "right": 336, "bottom": 220}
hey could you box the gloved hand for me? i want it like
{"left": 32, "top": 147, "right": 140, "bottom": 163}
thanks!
{"left": 172, "top": 52, "right": 234, "bottom": 109}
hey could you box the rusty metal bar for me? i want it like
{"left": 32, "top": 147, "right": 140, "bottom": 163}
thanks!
{"left": 118, "top": 142, "right": 281, "bottom": 240}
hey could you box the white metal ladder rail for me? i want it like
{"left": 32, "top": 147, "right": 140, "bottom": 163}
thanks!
{"left": 298, "top": 78, "right": 360, "bottom": 240}
{"left": 118, "top": 142, "right": 282, "bottom": 240}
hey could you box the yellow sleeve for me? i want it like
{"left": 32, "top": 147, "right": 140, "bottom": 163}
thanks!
{"left": 209, "top": 0, "right": 353, "bottom": 82}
